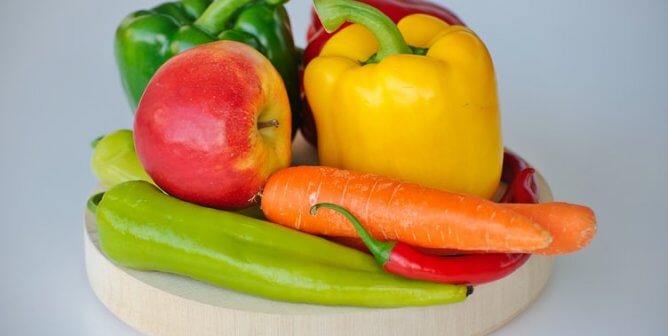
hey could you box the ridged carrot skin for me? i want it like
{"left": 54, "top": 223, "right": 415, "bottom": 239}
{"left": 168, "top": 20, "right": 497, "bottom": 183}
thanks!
{"left": 503, "top": 203, "right": 596, "bottom": 255}
{"left": 262, "top": 166, "right": 553, "bottom": 252}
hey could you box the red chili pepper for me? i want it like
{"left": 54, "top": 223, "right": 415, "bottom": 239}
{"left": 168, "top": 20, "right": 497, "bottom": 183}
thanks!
{"left": 311, "top": 203, "right": 530, "bottom": 286}
{"left": 300, "top": 0, "right": 464, "bottom": 146}
{"left": 313, "top": 152, "right": 540, "bottom": 284}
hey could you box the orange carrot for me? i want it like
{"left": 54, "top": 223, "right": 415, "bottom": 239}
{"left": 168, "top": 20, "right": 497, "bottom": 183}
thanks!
{"left": 261, "top": 166, "right": 553, "bottom": 253}
{"left": 328, "top": 204, "right": 597, "bottom": 255}
{"left": 503, "top": 203, "right": 596, "bottom": 255}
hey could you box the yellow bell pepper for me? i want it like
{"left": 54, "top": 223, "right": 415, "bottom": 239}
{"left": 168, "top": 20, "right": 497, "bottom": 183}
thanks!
{"left": 305, "top": 0, "right": 502, "bottom": 198}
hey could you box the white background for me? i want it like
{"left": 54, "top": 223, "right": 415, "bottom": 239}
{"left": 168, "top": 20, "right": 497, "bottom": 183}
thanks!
{"left": 0, "top": 0, "right": 666, "bottom": 334}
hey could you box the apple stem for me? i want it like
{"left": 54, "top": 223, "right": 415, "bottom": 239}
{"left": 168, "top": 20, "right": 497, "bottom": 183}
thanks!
{"left": 257, "top": 119, "right": 280, "bottom": 129}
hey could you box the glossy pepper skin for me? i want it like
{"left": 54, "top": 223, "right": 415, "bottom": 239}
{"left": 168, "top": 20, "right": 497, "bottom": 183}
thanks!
{"left": 311, "top": 203, "right": 528, "bottom": 285}
{"left": 301, "top": 0, "right": 463, "bottom": 146}
{"left": 305, "top": 0, "right": 502, "bottom": 198}
{"left": 88, "top": 181, "right": 469, "bottom": 307}
{"left": 115, "top": 0, "right": 301, "bottom": 134}
{"left": 501, "top": 151, "right": 540, "bottom": 203}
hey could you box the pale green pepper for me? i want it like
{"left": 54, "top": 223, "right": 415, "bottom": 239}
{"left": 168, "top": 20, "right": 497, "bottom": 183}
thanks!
{"left": 91, "top": 129, "right": 152, "bottom": 187}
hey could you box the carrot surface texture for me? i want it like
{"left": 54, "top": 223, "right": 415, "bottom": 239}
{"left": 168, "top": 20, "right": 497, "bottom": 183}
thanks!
{"left": 262, "top": 166, "right": 555, "bottom": 253}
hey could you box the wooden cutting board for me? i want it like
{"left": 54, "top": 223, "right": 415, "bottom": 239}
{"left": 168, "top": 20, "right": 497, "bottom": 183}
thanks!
{"left": 84, "top": 135, "right": 554, "bottom": 336}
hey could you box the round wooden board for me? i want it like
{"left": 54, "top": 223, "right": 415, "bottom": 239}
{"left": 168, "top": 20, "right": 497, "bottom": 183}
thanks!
{"left": 84, "top": 135, "right": 554, "bottom": 336}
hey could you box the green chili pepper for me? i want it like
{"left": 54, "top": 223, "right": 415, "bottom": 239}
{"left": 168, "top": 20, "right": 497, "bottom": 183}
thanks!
{"left": 115, "top": 0, "right": 301, "bottom": 134}
{"left": 88, "top": 181, "right": 470, "bottom": 307}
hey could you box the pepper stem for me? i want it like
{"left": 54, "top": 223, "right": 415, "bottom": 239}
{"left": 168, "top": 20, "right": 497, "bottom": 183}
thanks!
{"left": 90, "top": 135, "right": 104, "bottom": 149}
{"left": 313, "top": 0, "right": 412, "bottom": 62}
{"left": 310, "top": 203, "right": 395, "bottom": 265}
{"left": 87, "top": 192, "right": 105, "bottom": 215}
{"left": 194, "top": 0, "right": 253, "bottom": 36}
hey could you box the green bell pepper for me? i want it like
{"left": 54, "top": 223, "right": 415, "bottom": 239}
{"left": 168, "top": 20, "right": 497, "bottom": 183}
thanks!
{"left": 87, "top": 181, "right": 469, "bottom": 307}
{"left": 115, "top": 0, "right": 301, "bottom": 133}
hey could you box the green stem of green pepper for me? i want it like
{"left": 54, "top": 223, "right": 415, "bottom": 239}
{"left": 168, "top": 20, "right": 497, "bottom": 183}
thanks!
{"left": 194, "top": 0, "right": 253, "bottom": 36}
{"left": 313, "top": 0, "right": 412, "bottom": 63}
{"left": 265, "top": 0, "right": 289, "bottom": 5}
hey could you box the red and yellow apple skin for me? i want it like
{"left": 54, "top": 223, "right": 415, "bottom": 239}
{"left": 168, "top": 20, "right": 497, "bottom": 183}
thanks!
{"left": 134, "top": 41, "right": 292, "bottom": 210}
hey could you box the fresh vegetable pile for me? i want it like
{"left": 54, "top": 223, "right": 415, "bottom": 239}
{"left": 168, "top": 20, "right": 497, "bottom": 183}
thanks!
{"left": 89, "top": 0, "right": 597, "bottom": 307}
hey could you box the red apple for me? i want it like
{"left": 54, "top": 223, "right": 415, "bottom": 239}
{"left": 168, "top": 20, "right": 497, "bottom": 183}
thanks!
{"left": 134, "top": 41, "right": 292, "bottom": 209}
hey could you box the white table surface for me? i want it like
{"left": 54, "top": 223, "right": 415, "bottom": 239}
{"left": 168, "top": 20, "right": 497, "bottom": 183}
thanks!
{"left": 1, "top": 0, "right": 665, "bottom": 334}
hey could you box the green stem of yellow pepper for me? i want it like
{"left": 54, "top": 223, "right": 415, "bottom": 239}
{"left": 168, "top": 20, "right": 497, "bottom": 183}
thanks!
{"left": 314, "top": 0, "right": 412, "bottom": 62}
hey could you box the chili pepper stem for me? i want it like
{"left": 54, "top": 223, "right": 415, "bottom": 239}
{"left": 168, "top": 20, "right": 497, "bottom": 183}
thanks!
{"left": 310, "top": 203, "right": 395, "bottom": 265}
{"left": 90, "top": 135, "right": 104, "bottom": 149}
{"left": 195, "top": 0, "right": 253, "bottom": 36}
{"left": 313, "top": 0, "right": 412, "bottom": 62}
{"left": 87, "top": 192, "right": 105, "bottom": 215}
